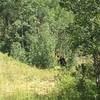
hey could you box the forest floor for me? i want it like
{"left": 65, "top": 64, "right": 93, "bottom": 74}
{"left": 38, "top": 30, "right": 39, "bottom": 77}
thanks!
{"left": 0, "top": 52, "right": 58, "bottom": 99}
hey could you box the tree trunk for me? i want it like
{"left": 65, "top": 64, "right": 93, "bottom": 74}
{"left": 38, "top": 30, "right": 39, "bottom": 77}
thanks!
{"left": 93, "top": 50, "right": 100, "bottom": 89}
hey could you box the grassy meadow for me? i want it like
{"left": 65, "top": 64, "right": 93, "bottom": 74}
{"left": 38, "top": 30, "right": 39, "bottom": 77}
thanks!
{"left": 0, "top": 52, "right": 96, "bottom": 100}
{"left": 0, "top": 52, "right": 59, "bottom": 100}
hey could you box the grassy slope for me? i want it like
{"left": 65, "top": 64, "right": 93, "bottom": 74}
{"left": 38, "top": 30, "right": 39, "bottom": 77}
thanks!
{"left": 0, "top": 52, "right": 58, "bottom": 99}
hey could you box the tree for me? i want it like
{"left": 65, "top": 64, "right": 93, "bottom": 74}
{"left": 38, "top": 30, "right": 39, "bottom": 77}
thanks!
{"left": 0, "top": 0, "right": 73, "bottom": 67}
{"left": 59, "top": 0, "right": 100, "bottom": 96}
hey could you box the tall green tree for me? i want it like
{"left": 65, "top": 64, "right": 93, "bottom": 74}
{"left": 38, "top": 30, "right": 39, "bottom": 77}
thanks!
{"left": 0, "top": 0, "right": 73, "bottom": 67}
{"left": 60, "top": 0, "right": 100, "bottom": 93}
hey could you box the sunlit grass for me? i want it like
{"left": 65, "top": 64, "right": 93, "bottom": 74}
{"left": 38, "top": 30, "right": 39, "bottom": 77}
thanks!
{"left": 0, "top": 52, "right": 58, "bottom": 99}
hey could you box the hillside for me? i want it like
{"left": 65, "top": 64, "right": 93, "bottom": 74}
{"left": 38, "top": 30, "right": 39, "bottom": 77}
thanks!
{"left": 0, "top": 0, "right": 99, "bottom": 99}
{"left": 0, "top": 52, "right": 58, "bottom": 99}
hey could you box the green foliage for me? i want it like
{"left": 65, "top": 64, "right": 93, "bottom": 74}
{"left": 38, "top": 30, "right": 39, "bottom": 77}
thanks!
{"left": 50, "top": 69, "right": 97, "bottom": 100}
{"left": 0, "top": 0, "right": 73, "bottom": 67}
{"left": 10, "top": 42, "right": 26, "bottom": 62}
{"left": 56, "top": 73, "right": 80, "bottom": 100}
{"left": 59, "top": 0, "right": 100, "bottom": 92}
{"left": 0, "top": 0, "right": 99, "bottom": 99}
{"left": 60, "top": 0, "right": 100, "bottom": 53}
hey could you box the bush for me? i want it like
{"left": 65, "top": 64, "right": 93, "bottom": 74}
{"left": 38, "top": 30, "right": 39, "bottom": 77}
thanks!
{"left": 10, "top": 42, "right": 26, "bottom": 62}
{"left": 50, "top": 70, "right": 97, "bottom": 100}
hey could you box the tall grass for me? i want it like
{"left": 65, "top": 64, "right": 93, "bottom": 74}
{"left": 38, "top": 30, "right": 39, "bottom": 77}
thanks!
{"left": 0, "top": 52, "right": 98, "bottom": 100}
{"left": 0, "top": 52, "right": 58, "bottom": 100}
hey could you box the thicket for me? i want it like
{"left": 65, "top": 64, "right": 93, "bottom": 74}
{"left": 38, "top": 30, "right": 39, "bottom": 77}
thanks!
{"left": 0, "top": 0, "right": 73, "bottom": 68}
